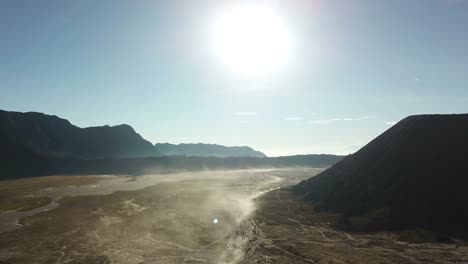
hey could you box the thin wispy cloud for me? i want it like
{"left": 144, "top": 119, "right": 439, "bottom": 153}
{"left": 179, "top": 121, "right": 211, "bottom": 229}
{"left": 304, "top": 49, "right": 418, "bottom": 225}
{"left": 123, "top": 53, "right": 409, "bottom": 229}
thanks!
{"left": 309, "top": 119, "right": 340, "bottom": 125}
{"left": 282, "top": 117, "right": 304, "bottom": 121}
{"left": 345, "top": 116, "right": 377, "bottom": 121}
{"left": 309, "top": 116, "right": 376, "bottom": 125}
{"left": 232, "top": 112, "right": 256, "bottom": 115}
{"left": 358, "top": 116, "right": 376, "bottom": 120}
{"left": 385, "top": 121, "right": 397, "bottom": 125}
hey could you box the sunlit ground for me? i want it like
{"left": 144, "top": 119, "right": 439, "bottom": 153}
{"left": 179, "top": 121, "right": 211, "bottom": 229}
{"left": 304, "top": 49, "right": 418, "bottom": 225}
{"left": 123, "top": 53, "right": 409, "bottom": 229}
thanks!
{"left": 0, "top": 169, "right": 317, "bottom": 264}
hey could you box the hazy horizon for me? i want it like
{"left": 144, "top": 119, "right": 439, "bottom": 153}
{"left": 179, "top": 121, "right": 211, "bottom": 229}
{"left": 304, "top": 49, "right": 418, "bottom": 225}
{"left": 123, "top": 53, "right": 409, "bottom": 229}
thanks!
{"left": 2, "top": 0, "right": 468, "bottom": 156}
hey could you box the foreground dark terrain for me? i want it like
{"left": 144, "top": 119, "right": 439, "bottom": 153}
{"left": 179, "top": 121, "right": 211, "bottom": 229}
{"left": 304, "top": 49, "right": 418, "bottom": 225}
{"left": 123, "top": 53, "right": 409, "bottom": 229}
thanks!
{"left": 243, "top": 188, "right": 468, "bottom": 264}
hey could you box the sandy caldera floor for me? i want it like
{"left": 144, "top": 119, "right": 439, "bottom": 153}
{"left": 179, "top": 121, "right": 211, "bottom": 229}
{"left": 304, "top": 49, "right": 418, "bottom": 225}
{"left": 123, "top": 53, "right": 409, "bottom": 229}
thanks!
{"left": 0, "top": 169, "right": 314, "bottom": 264}
{"left": 241, "top": 187, "right": 468, "bottom": 264}
{"left": 2, "top": 168, "right": 467, "bottom": 264}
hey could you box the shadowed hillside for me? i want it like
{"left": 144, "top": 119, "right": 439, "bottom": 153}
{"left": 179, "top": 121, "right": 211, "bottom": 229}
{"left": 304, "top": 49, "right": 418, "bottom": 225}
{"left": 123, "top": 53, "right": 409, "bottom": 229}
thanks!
{"left": 0, "top": 131, "right": 52, "bottom": 178}
{"left": 293, "top": 114, "right": 468, "bottom": 238}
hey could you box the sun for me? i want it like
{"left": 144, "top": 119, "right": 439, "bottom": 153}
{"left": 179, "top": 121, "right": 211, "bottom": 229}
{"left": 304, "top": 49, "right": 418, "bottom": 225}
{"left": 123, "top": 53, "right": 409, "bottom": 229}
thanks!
{"left": 211, "top": 5, "right": 293, "bottom": 77}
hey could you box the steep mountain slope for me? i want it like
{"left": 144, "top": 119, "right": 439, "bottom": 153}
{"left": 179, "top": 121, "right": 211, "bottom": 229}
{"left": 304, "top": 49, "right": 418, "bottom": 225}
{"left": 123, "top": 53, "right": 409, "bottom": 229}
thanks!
{"left": 0, "top": 110, "right": 160, "bottom": 159}
{"left": 293, "top": 114, "right": 468, "bottom": 237}
{"left": 0, "top": 130, "right": 53, "bottom": 178}
{"left": 155, "top": 143, "right": 266, "bottom": 157}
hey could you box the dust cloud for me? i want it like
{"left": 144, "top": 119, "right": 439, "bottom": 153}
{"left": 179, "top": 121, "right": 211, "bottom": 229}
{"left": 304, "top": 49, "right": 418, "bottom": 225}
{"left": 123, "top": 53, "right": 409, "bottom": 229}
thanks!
{"left": 0, "top": 169, "right": 293, "bottom": 264}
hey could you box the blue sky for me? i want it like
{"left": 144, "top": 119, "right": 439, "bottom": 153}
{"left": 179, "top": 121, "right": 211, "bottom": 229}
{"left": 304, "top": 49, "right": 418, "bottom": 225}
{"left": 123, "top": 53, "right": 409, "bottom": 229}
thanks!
{"left": 1, "top": 0, "right": 468, "bottom": 156}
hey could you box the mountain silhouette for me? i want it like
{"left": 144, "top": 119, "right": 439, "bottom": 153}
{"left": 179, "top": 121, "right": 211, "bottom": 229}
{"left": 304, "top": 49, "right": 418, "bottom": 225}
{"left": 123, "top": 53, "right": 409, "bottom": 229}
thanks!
{"left": 293, "top": 114, "right": 468, "bottom": 238}
{"left": 0, "top": 109, "right": 343, "bottom": 179}
{"left": 155, "top": 143, "right": 266, "bottom": 157}
{"left": 0, "top": 110, "right": 160, "bottom": 159}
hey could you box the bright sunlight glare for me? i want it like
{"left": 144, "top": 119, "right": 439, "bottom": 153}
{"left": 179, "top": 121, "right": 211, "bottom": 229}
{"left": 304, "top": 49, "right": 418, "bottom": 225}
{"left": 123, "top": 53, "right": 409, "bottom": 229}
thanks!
{"left": 211, "top": 5, "right": 293, "bottom": 77}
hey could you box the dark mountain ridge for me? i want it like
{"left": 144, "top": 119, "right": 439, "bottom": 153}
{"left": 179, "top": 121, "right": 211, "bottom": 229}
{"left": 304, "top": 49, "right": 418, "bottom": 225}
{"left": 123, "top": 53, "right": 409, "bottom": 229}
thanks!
{"left": 0, "top": 109, "right": 343, "bottom": 179}
{"left": 0, "top": 110, "right": 268, "bottom": 159}
{"left": 155, "top": 143, "right": 266, "bottom": 157}
{"left": 0, "top": 110, "right": 160, "bottom": 159}
{"left": 293, "top": 114, "right": 468, "bottom": 238}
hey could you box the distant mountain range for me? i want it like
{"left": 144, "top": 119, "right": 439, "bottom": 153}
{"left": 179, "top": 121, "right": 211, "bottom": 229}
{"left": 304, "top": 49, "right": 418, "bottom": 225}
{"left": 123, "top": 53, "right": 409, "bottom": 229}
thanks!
{"left": 155, "top": 143, "right": 266, "bottom": 157}
{"left": 0, "top": 110, "right": 265, "bottom": 159}
{"left": 293, "top": 114, "right": 468, "bottom": 238}
{"left": 0, "top": 110, "right": 343, "bottom": 179}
